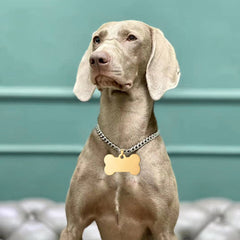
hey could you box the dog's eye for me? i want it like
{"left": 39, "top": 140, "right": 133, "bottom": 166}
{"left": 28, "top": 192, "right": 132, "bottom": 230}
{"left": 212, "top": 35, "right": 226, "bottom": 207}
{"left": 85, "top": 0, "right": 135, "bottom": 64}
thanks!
{"left": 127, "top": 34, "right": 137, "bottom": 41}
{"left": 93, "top": 36, "right": 101, "bottom": 44}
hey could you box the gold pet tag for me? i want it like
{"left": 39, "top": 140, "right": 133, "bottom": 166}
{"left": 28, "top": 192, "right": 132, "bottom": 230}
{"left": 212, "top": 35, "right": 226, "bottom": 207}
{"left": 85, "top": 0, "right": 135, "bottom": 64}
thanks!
{"left": 104, "top": 150, "right": 140, "bottom": 175}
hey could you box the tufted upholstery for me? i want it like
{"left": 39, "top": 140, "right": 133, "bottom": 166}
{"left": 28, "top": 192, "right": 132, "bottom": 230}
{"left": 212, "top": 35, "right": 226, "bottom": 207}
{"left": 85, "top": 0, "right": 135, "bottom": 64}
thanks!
{"left": 0, "top": 198, "right": 240, "bottom": 240}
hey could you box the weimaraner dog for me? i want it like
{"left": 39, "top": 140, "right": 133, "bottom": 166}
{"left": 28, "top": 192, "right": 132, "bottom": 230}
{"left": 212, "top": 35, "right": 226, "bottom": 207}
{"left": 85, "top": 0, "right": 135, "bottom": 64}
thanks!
{"left": 60, "top": 20, "right": 181, "bottom": 240}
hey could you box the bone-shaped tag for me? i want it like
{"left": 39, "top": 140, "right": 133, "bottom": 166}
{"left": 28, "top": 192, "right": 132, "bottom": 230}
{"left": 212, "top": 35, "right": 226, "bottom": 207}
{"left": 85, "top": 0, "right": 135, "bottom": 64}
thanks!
{"left": 104, "top": 150, "right": 140, "bottom": 176}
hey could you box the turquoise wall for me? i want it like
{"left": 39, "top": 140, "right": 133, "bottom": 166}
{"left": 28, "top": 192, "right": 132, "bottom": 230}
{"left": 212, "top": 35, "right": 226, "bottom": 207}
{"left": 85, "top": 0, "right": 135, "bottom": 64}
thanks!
{"left": 1, "top": 0, "right": 240, "bottom": 201}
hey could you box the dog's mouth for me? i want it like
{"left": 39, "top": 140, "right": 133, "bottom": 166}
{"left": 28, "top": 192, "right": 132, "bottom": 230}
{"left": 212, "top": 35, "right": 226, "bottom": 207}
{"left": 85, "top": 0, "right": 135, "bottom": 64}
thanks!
{"left": 95, "top": 75, "right": 132, "bottom": 91}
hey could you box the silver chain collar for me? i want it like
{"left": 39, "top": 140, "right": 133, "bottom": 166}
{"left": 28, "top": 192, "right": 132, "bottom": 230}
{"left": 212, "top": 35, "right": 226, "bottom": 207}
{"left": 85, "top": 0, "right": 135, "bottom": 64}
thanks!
{"left": 95, "top": 124, "right": 160, "bottom": 155}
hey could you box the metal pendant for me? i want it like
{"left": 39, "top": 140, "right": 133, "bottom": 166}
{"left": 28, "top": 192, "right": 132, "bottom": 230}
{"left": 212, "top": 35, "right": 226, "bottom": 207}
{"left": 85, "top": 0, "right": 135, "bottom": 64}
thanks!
{"left": 104, "top": 150, "right": 141, "bottom": 176}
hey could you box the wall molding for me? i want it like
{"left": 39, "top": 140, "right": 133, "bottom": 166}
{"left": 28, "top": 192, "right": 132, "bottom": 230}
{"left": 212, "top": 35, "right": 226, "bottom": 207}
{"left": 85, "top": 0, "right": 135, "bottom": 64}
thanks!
{"left": 0, "top": 144, "right": 83, "bottom": 154}
{"left": 1, "top": 87, "right": 240, "bottom": 101}
{"left": 1, "top": 144, "right": 240, "bottom": 156}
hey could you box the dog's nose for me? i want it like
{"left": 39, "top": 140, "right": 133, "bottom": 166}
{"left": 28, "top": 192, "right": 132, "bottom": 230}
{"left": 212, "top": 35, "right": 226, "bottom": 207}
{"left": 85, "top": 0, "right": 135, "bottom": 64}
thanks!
{"left": 89, "top": 51, "right": 110, "bottom": 67}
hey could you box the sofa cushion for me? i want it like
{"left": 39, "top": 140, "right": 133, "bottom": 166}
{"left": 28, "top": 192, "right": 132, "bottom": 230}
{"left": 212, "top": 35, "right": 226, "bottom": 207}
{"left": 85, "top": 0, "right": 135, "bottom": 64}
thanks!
{"left": 0, "top": 198, "right": 240, "bottom": 240}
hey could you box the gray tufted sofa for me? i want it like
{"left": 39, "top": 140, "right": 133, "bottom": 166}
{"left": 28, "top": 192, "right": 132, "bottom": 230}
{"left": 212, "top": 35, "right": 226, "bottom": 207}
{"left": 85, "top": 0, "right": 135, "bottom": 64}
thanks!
{"left": 0, "top": 198, "right": 240, "bottom": 240}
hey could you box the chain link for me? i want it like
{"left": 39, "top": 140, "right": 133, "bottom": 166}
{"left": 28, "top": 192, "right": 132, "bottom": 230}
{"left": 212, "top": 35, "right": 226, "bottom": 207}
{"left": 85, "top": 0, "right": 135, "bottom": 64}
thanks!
{"left": 95, "top": 124, "right": 160, "bottom": 155}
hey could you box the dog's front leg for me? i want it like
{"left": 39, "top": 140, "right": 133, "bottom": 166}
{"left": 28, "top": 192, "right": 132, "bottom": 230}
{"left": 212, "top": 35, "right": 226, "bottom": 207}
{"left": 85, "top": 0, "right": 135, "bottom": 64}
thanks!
{"left": 59, "top": 197, "right": 91, "bottom": 240}
{"left": 60, "top": 225, "right": 83, "bottom": 240}
{"left": 59, "top": 178, "right": 94, "bottom": 240}
{"left": 59, "top": 193, "right": 93, "bottom": 240}
{"left": 150, "top": 220, "right": 178, "bottom": 240}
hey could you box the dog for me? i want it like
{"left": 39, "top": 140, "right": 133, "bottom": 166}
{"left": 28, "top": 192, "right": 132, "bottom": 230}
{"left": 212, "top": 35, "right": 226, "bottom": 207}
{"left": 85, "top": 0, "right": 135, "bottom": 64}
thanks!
{"left": 60, "top": 20, "right": 181, "bottom": 240}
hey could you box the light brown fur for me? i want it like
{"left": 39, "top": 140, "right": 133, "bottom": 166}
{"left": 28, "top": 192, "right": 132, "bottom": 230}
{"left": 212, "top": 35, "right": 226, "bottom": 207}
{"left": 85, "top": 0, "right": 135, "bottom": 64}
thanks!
{"left": 60, "top": 20, "right": 181, "bottom": 240}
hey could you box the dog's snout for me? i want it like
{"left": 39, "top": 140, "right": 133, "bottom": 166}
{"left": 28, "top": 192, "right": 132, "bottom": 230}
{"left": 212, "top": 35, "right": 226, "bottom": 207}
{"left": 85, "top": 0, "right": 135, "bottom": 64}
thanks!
{"left": 89, "top": 51, "right": 110, "bottom": 67}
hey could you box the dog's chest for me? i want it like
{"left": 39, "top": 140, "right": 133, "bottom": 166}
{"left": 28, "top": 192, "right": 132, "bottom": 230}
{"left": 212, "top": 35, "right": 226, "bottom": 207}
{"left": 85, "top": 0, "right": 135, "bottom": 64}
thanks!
{"left": 111, "top": 172, "right": 160, "bottom": 204}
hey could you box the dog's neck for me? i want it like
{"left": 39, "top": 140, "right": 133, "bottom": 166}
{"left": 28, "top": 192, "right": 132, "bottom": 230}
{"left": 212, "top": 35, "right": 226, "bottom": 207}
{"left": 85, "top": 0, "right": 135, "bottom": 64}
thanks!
{"left": 97, "top": 80, "right": 158, "bottom": 150}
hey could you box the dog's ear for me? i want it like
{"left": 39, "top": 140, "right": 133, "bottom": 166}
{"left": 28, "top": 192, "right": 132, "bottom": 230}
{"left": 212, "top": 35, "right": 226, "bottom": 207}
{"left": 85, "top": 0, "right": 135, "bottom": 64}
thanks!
{"left": 73, "top": 42, "right": 96, "bottom": 102}
{"left": 146, "top": 27, "right": 180, "bottom": 101}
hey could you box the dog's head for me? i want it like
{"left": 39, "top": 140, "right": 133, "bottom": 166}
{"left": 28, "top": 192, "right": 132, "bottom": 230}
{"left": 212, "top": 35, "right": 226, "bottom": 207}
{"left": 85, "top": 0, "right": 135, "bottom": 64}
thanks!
{"left": 73, "top": 20, "right": 180, "bottom": 101}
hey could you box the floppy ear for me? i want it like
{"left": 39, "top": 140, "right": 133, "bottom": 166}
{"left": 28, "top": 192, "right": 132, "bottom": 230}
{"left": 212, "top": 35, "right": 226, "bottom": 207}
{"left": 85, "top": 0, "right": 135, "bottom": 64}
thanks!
{"left": 73, "top": 42, "right": 96, "bottom": 102}
{"left": 146, "top": 27, "right": 181, "bottom": 101}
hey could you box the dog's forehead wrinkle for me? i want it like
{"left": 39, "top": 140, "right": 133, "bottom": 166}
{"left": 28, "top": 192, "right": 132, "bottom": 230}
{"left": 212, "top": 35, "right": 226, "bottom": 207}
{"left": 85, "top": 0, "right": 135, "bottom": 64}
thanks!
{"left": 97, "top": 30, "right": 108, "bottom": 38}
{"left": 96, "top": 21, "right": 150, "bottom": 39}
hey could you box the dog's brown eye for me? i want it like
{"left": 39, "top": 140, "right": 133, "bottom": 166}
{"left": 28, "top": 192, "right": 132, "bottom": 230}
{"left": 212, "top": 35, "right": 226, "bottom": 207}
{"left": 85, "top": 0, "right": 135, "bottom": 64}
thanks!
{"left": 93, "top": 36, "right": 101, "bottom": 44}
{"left": 127, "top": 34, "right": 137, "bottom": 41}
